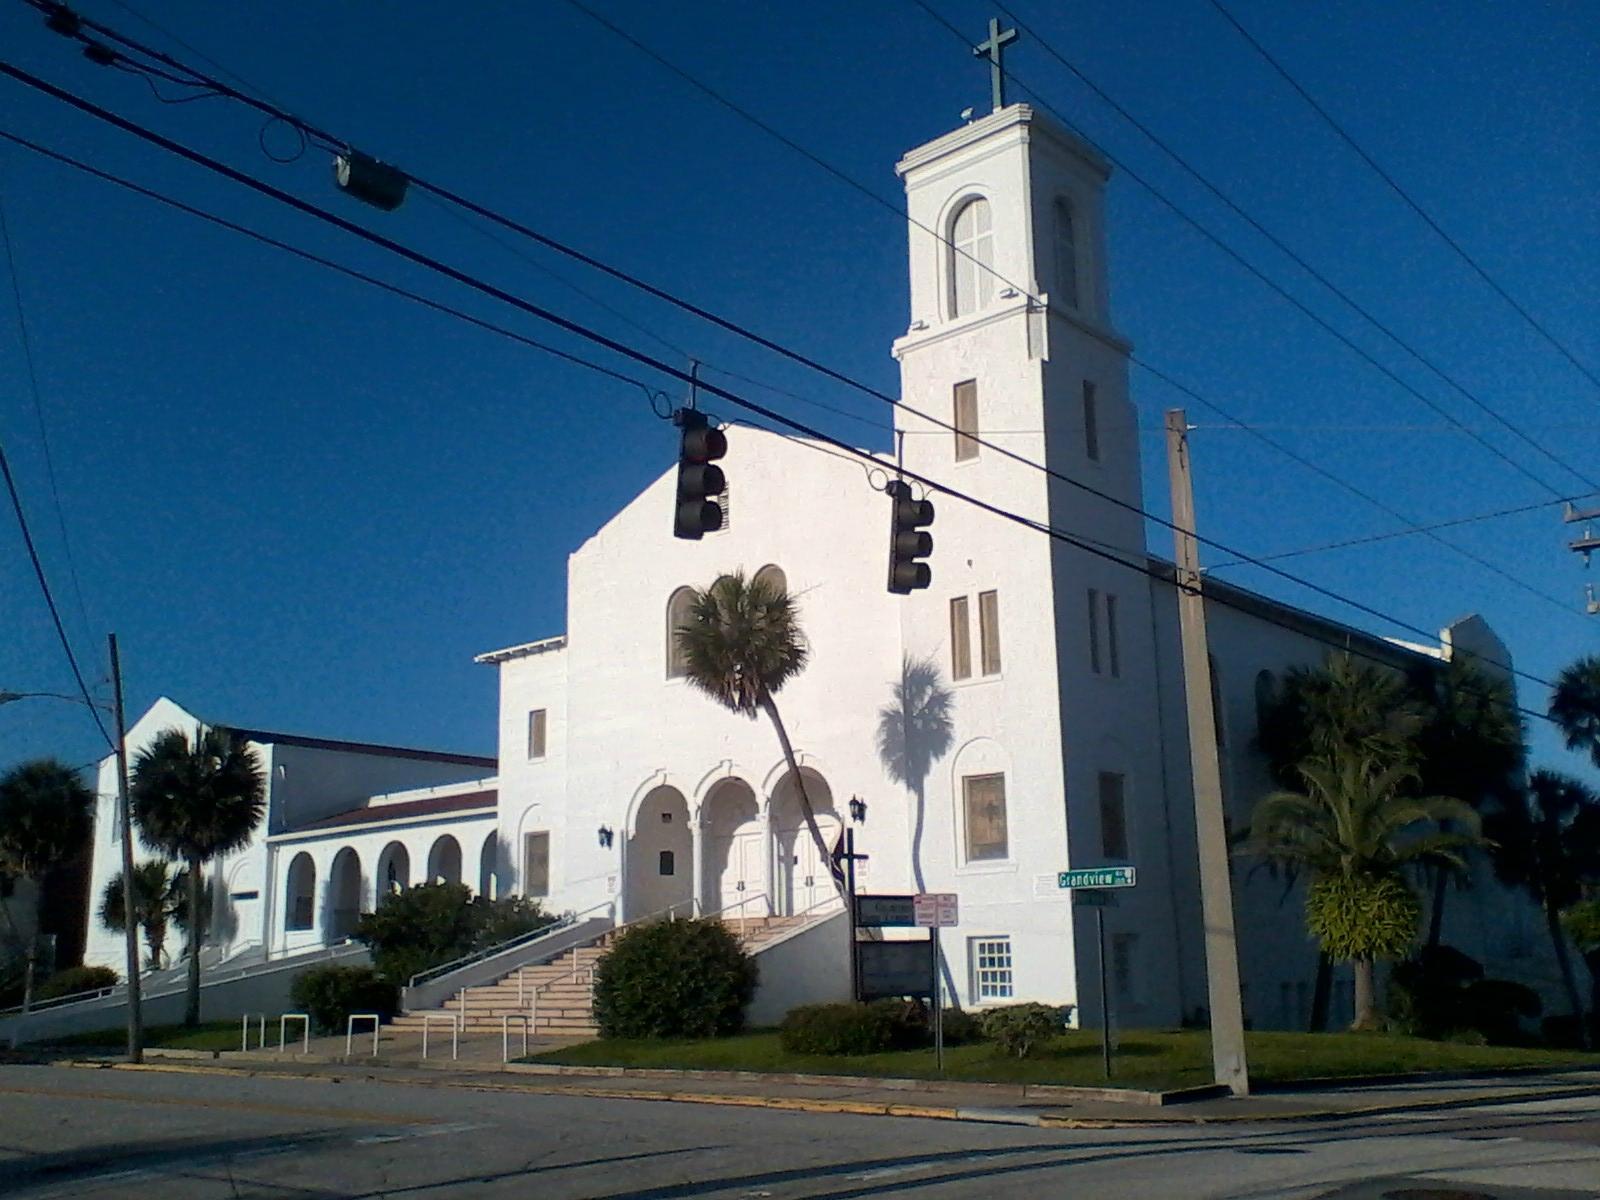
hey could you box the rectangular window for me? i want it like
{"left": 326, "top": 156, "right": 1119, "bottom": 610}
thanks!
{"left": 949, "top": 596, "right": 972, "bottom": 681}
{"left": 1098, "top": 771, "right": 1128, "bottom": 860}
{"left": 523, "top": 831, "right": 550, "bottom": 898}
{"left": 289, "top": 892, "right": 314, "bottom": 932}
{"left": 953, "top": 380, "right": 979, "bottom": 462}
{"left": 1105, "top": 594, "right": 1120, "bottom": 678}
{"left": 971, "top": 936, "right": 1015, "bottom": 1001}
{"left": 963, "top": 773, "right": 1009, "bottom": 861}
{"left": 659, "top": 850, "right": 675, "bottom": 876}
{"left": 1112, "top": 932, "right": 1139, "bottom": 1008}
{"left": 1087, "top": 588, "right": 1102, "bottom": 675}
{"left": 527, "top": 709, "right": 547, "bottom": 760}
{"left": 978, "top": 590, "right": 1002, "bottom": 675}
{"left": 1083, "top": 381, "right": 1099, "bottom": 461}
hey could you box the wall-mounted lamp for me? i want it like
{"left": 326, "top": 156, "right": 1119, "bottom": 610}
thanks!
{"left": 848, "top": 795, "right": 867, "bottom": 824}
{"left": 597, "top": 825, "right": 614, "bottom": 849}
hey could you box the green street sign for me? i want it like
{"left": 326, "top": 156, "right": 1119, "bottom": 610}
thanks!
{"left": 1058, "top": 866, "right": 1136, "bottom": 890}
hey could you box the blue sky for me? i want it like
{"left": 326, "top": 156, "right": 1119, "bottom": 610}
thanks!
{"left": 0, "top": 0, "right": 1595, "bottom": 779}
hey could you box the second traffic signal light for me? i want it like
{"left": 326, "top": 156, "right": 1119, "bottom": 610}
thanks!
{"left": 673, "top": 408, "right": 727, "bottom": 540}
{"left": 887, "top": 479, "right": 934, "bottom": 593}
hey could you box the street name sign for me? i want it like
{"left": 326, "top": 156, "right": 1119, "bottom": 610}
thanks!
{"left": 1072, "top": 890, "right": 1118, "bottom": 908}
{"left": 1057, "top": 866, "right": 1137, "bottom": 890}
{"left": 913, "top": 893, "right": 958, "bottom": 927}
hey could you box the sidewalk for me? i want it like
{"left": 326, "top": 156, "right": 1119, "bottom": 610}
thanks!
{"left": 51, "top": 1029, "right": 1600, "bottom": 1129}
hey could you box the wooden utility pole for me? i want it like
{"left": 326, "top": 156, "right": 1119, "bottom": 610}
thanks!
{"left": 1164, "top": 410, "right": 1249, "bottom": 1097}
{"left": 109, "top": 633, "right": 143, "bottom": 1064}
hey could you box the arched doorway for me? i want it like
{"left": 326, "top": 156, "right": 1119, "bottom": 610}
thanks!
{"left": 624, "top": 786, "right": 691, "bottom": 919}
{"left": 327, "top": 847, "right": 363, "bottom": 942}
{"left": 427, "top": 834, "right": 462, "bottom": 885}
{"left": 702, "top": 779, "right": 763, "bottom": 917}
{"left": 771, "top": 769, "right": 841, "bottom": 915}
{"left": 376, "top": 841, "right": 409, "bottom": 901}
{"left": 284, "top": 852, "right": 315, "bottom": 933}
{"left": 478, "top": 831, "right": 500, "bottom": 899}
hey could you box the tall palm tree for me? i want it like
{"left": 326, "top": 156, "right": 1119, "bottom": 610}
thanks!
{"left": 130, "top": 727, "right": 265, "bottom": 1025}
{"left": 1483, "top": 770, "right": 1600, "bottom": 1047}
{"left": 1550, "top": 655, "right": 1600, "bottom": 769}
{"left": 0, "top": 759, "right": 94, "bottom": 1006}
{"left": 674, "top": 571, "right": 841, "bottom": 900}
{"left": 99, "top": 859, "right": 182, "bottom": 970}
{"left": 1245, "top": 748, "right": 1482, "bottom": 1028}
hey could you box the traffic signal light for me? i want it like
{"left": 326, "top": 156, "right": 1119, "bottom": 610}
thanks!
{"left": 673, "top": 408, "right": 727, "bottom": 540}
{"left": 887, "top": 480, "right": 934, "bottom": 593}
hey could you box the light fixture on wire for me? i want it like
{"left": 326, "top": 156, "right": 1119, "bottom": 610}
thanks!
{"left": 333, "top": 149, "right": 408, "bottom": 212}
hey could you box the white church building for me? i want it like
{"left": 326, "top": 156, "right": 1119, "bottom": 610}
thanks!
{"left": 79, "top": 103, "right": 1562, "bottom": 1030}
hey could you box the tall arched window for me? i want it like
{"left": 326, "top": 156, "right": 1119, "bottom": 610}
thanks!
{"left": 950, "top": 197, "right": 994, "bottom": 318}
{"left": 666, "top": 586, "right": 695, "bottom": 678}
{"left": 1054, "top": 198, "right": 1079, "bottom": 309}
{"left": 285, "top": 852, "right": 315, "bottom": 932}
{"left": 753, "top": 564, "right": 787, "bottom": 597}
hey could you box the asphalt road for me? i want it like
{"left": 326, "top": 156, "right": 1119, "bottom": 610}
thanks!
{"left": 1, "top": 1064, "right": 1597, "bottom": 1199}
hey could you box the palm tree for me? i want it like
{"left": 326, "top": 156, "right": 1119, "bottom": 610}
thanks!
{"left": 1483, "top": 770, "right": 1600, "bottom": 1047}
{"left": 130, "top": 727, "right": 265, "bottom": 1025}
{"left": 0, "top": 759, "right": 94, "bottom": 1007}
{"left": 1244, "top": 748, "right": 1482, "bottom": 1028}
{"left": 1550, "top": 655, "right": 1600, "bottom": 769}
{"left": 99, "top": 860, "right": 182, "bottom": 970}
{"left": 674, "top": 571, "right": 841, "bottom": 900}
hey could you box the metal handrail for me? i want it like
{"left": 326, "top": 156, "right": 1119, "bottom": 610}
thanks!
{"left": 698, "top": 890, "right": 770, "bottom": 936}
{"left": 406, "top": 900, "right": 614, "bottom": 988}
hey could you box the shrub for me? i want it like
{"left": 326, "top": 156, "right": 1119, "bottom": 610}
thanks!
{"left": 779, "top": 1000, "right": 930, "bottom": 1056}
{"left": 1387, "top": 947, "right": 1540, "bottom": 1044}
{"left": 979, "top": 1002, "right": 1066, "bottom": 1059}
{"left": 592, "top": 918, "right": 756, "bottom": 1039}
{"left": 938, "top": 1006, "right": 981, "bottom": 1046}
{"left": 289, "top": 964, "right": 399, "bottom": 1035}
{"left": 36, "top": 964, "right": 118, "bottom": 1001}
{"left": 354, "top": 882, "right": 556, "bottom": 984}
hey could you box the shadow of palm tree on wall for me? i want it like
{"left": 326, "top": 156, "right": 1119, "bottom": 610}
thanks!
{"left": 875, "top": 654, "right": 958, "bottom": 1003}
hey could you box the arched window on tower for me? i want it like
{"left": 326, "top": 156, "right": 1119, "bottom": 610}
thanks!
{"left": 1054, "top": 198, "right": 1079, "bottom": 310}
{"left": 666, "top": 586, "right": 695, "bottom": 678}
{"left": 950, "top": 197, "right": 995, "bottom": 318}
{"left": 753, "top": 564, "right": 787, "bottom": 597}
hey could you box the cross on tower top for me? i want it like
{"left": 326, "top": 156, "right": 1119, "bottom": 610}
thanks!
{"left": 972, "top": 16, "right": 1019, "bottom": 113}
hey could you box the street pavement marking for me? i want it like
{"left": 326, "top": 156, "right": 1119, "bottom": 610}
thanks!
{"left": 0, "top": 1081, "right": 438, "bottom": 1125}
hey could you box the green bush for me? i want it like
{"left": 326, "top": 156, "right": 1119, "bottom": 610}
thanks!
{"left": 938, "top": 1006, "right": 981, "bottom": 1046}
{"left": 37, "top": 964, "right": 118, "bottom": 1001}
{"left": 779, "top": 1000, "right": 930, "bottom": 1056}
{"left": 289, "top": 964, "right": 399, "bottom": 1035}
{"left": 353, "top": 882, "right": 556, "bottom": 984}
{"left": 592, "top": 918, "right": 756, "bottom": 1039}
{"left": 1387, "top": 947, "right": 1540, "bottom": 1044}
{"left": 979, "top": 1002, "right": 1066, "bottom": 1059}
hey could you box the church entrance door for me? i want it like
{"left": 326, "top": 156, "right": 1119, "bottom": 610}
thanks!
{"left": 778, "top": 813, "right": 842, "bottom": 916}
{"left": 717, "top": 830, "right": 765, "bottom": 918}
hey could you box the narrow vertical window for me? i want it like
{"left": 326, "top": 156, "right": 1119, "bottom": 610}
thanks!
{"left": 1082, "top": 381, "right": 1099, "bottom": 462}
{"left": 666, "top": 587, "right": 695, "bottom": 678}
{"left": 527, "top": 709, "right": 547, "bottom": 760}
{"left": 963, "top": 774, "right": 1009, "bottom": 861}
{"left": 978, "top": 589, "right": 1002, "bottom": 675}
{"left": 1106, "top": 594, "right": 1120, "bottom": 678}
{"left": 953, "top": 380, "right": 979, "bottom": 462}
{"left": 951, "top": 197, "right": 995, "bottom": 318}
{"left": 523, "top": 832, "right": 550, "bottom": 898}
{"left": 949, "top": 596, "right": 972, "bottom": 681}
{"left": 658, "top": 850, "right": 675, "bottom": 876}
{"left": 1087, "top": 588, "right": 1102, "bottom": 675}
{"left": 1054, "top": 198, "right": 1079, "bottom": 310}
{"left": 1098, "top": 771, "right": 1128, "bottom": 860}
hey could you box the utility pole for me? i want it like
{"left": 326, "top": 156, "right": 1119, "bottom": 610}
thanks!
{"left": 1164, "top": 409, "right": 1249, "bottom": 1097}
{"left": 109, "top": 633, "right": 143, "bottom": 1064}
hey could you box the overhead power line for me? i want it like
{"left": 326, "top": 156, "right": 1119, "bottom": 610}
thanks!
{"left": 1204, "top": 0, "right": 1600, "bottom": 398}
{"left": 18, "top": 1, "right": 1577, "bottom": 622}
{"left": 994, "top": 0, "right": 1599, "bottom": 493}
{"left": 0, "top": 61, "right": 1567, "bottom": 713}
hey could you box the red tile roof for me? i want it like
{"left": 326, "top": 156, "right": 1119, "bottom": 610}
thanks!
{"left": 294, "top": 789, "right": 497, "bottom": 833}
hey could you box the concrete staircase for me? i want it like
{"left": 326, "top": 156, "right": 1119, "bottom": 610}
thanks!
{"left": 390, "top": 911, "right": 832, "bottom": 1039}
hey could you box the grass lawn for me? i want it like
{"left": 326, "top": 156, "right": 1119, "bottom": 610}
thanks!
{"left": 45, "top": 1021, "right": 245, "bottom": 1053}
{"left": 528, "top": 1029, "right": 1596, "bottom": 1091}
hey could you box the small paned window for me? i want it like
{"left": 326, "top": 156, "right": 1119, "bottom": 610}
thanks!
{"left": 963, "top": 774, "right": 1009, "bottom": 861}
{"left": 953, "top": 380, "right": 979, "bottom": 462}
{"left": 978, "top": 590, "right": 1002, "bottom": 675}
{"left": 971, "top": 936, "right": 1015, "bottom": 1000}
{"left": 950, "top": 596, "right": 972, "bottom": 681}
{"left": 1098, "top": 771, "right": 1128, "bottom": 860}
{"left": 527, "top": 709, "right": 547, "bottom": 760}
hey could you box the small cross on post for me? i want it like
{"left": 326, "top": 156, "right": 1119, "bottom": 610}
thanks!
{"left": 973, "top": 16, "right": 1019, "bottom": 113}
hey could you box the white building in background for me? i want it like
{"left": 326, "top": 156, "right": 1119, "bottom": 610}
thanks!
{"left": 81, "top": 103, "right": 1564, "bottom": 1028}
